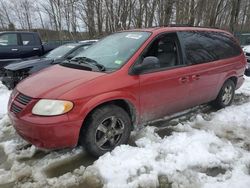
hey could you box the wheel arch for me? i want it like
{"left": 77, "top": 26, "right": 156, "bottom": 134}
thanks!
{"left": 227, "top": 76, "right": 237, "bottom": 86}
{"left": 83, "top": 99, "right": 137, "bottom": 126}
{"left": 77, "top": 92, "right": 139, "bottom": 143}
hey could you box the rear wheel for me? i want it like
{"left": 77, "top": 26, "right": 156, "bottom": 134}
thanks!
{"left": 212, "top": 79, "right": 235, "bottom": 109}
{"left": 80, "top": 105, "right": 132, "bottom": 157}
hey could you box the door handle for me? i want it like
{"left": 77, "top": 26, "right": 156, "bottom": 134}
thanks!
{"left": 11, "top": 48, "right": 18, "bottom": 51}
{"left": 179, "top": 76, "right": 189, "bottom": 84}
{"left": 33, "top": 48, "right": 39, "bottom": 51}
{"left": 192, "top": 74, "right": 200, "bottom": 80}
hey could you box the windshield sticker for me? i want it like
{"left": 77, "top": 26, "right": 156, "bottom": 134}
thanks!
{"left": 125, "top": 34, "right": 142, "bottom": 40}
{"left": 114, "top": 60, "right": 123, "bottom": 65}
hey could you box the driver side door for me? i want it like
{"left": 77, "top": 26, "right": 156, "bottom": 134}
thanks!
{"left": 138, "top": 32, "right": 192, "bottom": 122}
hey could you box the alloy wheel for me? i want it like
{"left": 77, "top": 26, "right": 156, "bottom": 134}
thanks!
{"left": 95, "top": 116, "right": 125, "bottom": 150}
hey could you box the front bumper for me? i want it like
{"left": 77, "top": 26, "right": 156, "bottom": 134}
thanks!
{"left": 9, "top": 111, "right": 83, "bottom": 149}
{"left": 8, "top": 92, "right": 83, "bottom": 149}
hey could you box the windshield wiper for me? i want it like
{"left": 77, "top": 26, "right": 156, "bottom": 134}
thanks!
{"left": 71, "top": 57, "right": 105, "bottom": 71}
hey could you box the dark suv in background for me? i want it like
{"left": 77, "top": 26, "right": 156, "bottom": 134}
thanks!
{"left": 0, "top": 31, "right": 60, "bottom": 69}
{"left": 1, "top": 40, "right": 96, "bottom": 89}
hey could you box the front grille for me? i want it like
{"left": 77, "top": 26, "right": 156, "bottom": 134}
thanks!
{"left": 246, "top": 52, "right": 250, "bottom": 57}
{"left": 16, "top": 93, "right": 32, "bottom": 105}
{"left": 10, "top": 92, "right": 33, "bottom": 114}
{"left": 11, "top": 103, "right": 22, "bottom": 114}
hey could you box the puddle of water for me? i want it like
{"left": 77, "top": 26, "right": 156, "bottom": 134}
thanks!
{"left": 18, "top": 149, "right": 49, "bottom": 165}
{"left": 205, "top": 167, "right": 227, "bottom": 177}
{"left": 44, "top": 152, "right": 96, "bottom": 178}
{"left": 0, "top": 182, "right": 15, "bottom": 188}
{"left": 70, "top": 180, "right": 103, "bottom": 188}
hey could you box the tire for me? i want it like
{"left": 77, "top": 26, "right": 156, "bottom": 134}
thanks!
{"left": 80, "top": 105, "right": 132, "bottom": 157}
{"left": 212, "top": 79, "right": 235, "bottom": 109}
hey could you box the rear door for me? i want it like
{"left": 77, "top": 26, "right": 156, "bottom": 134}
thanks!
{"left": 19, "top": 33, "right": 43, "bottom": 58}
{"left": 177, "top": 31, "right": 242, "bottom": 107}
{"left": 137, "top": 32, "right": 192, "bottom": 122}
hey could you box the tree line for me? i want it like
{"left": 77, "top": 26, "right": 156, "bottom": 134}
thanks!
{"left": 0, "top": 0, "right": 249, "bottom": 40}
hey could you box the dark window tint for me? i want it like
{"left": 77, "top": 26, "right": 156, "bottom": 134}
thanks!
{"left": 179, "top": 31, "right": 242, "bottom": 65}
{"left": 0, "top": 34, "right": 18, "bottom": 46}
{"left": 21, "top": 34, "right": 36, "bottom": 46}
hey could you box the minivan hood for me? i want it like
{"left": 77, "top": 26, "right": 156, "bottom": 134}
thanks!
{"left": 17, "top": 65, "right": 106, "bottom": 98}
{"left": 5, "top": 58, "right": 53, "bottom": 71}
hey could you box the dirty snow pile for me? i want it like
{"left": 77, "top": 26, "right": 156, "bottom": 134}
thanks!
{"left": 0, "top": 83, "right": 11, "bottom": 118}
{"left": 0, "top": 79, "right": 250, "bottom": 188}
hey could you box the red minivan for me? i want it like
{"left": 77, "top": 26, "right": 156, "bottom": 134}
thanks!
{"left": 8, "top": 27, "right": 246, "bottom": 156}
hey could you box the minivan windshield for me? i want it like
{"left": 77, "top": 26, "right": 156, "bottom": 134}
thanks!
{"left": 45, "top": 44, "right": 78, "bottom": 59}
{"left": 71, "top": 31, "right": 151, "bottom": 71}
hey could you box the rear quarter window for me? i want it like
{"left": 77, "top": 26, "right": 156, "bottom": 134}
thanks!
{"left": 179, "top": 31, "right": 242, "bottom": 65}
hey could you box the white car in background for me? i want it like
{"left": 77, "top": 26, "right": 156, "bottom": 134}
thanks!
{"left": 243, "top": 45, "right": 250, "bottom": 64}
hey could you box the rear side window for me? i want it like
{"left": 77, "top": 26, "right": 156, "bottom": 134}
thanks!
{"left": 0, "top": 34, "right": 18, "bottom": 46}
{"left": 21, "top": 34, "right": 36, "bottom": 46}
{"left": 179, "top": 31, "right": 242, "bottom": 65}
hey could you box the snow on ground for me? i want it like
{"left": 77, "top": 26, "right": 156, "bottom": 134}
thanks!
{"left": 0, "top": 82, "right": 11, "bottom": 118}
{"left": 0, "top": 79, "right": 250, "bottom": 188}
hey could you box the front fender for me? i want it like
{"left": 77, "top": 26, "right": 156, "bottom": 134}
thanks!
{"left": 79, "top": 91, "right": 140, "bottom": 124}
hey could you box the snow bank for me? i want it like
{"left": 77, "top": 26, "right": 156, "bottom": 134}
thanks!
{"left": 90, "top": 77, "right": 250, "bottom": 188}
{"left": 0, "top": 82, "right": 11, "bottom": 118}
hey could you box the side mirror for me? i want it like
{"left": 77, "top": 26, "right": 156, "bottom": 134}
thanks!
{"left": 245, "top": 67, "right": 250, "bottom": 77}
{"left": 131, "top": 56, "right": 160, "bottom": 75}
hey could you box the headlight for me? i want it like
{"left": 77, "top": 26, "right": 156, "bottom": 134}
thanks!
{"left": 32, "top": 99, "right": 74, "bottom": 116}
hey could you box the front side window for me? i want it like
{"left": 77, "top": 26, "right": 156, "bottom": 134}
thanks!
{"left": 0, "top": 34, "right": 18, "bottom": 46}
{"left": 142, "top": 33, "right": 179, "bottom": 69}
{"left": 73, "top": 31, "right": 151, "bottom": 70}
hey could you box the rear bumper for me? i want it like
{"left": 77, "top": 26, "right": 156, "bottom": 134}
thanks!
{"left": 8, "top": 111, "right": 83, "bottom": 149}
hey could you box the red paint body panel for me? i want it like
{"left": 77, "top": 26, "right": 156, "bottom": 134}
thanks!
{"left": 8, "top": 27, "right": 247, "bottom": 150}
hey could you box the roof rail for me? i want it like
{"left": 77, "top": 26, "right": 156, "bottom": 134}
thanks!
{"left": 163, "top": 24, "right": 220, "bottom": 29}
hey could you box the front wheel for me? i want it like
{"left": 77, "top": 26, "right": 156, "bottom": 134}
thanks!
{"left": 212, "top": 79, "right": 235, "bottom": 109}
{"left": 80, "top": 105, "right": 132, "bottom": 157}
